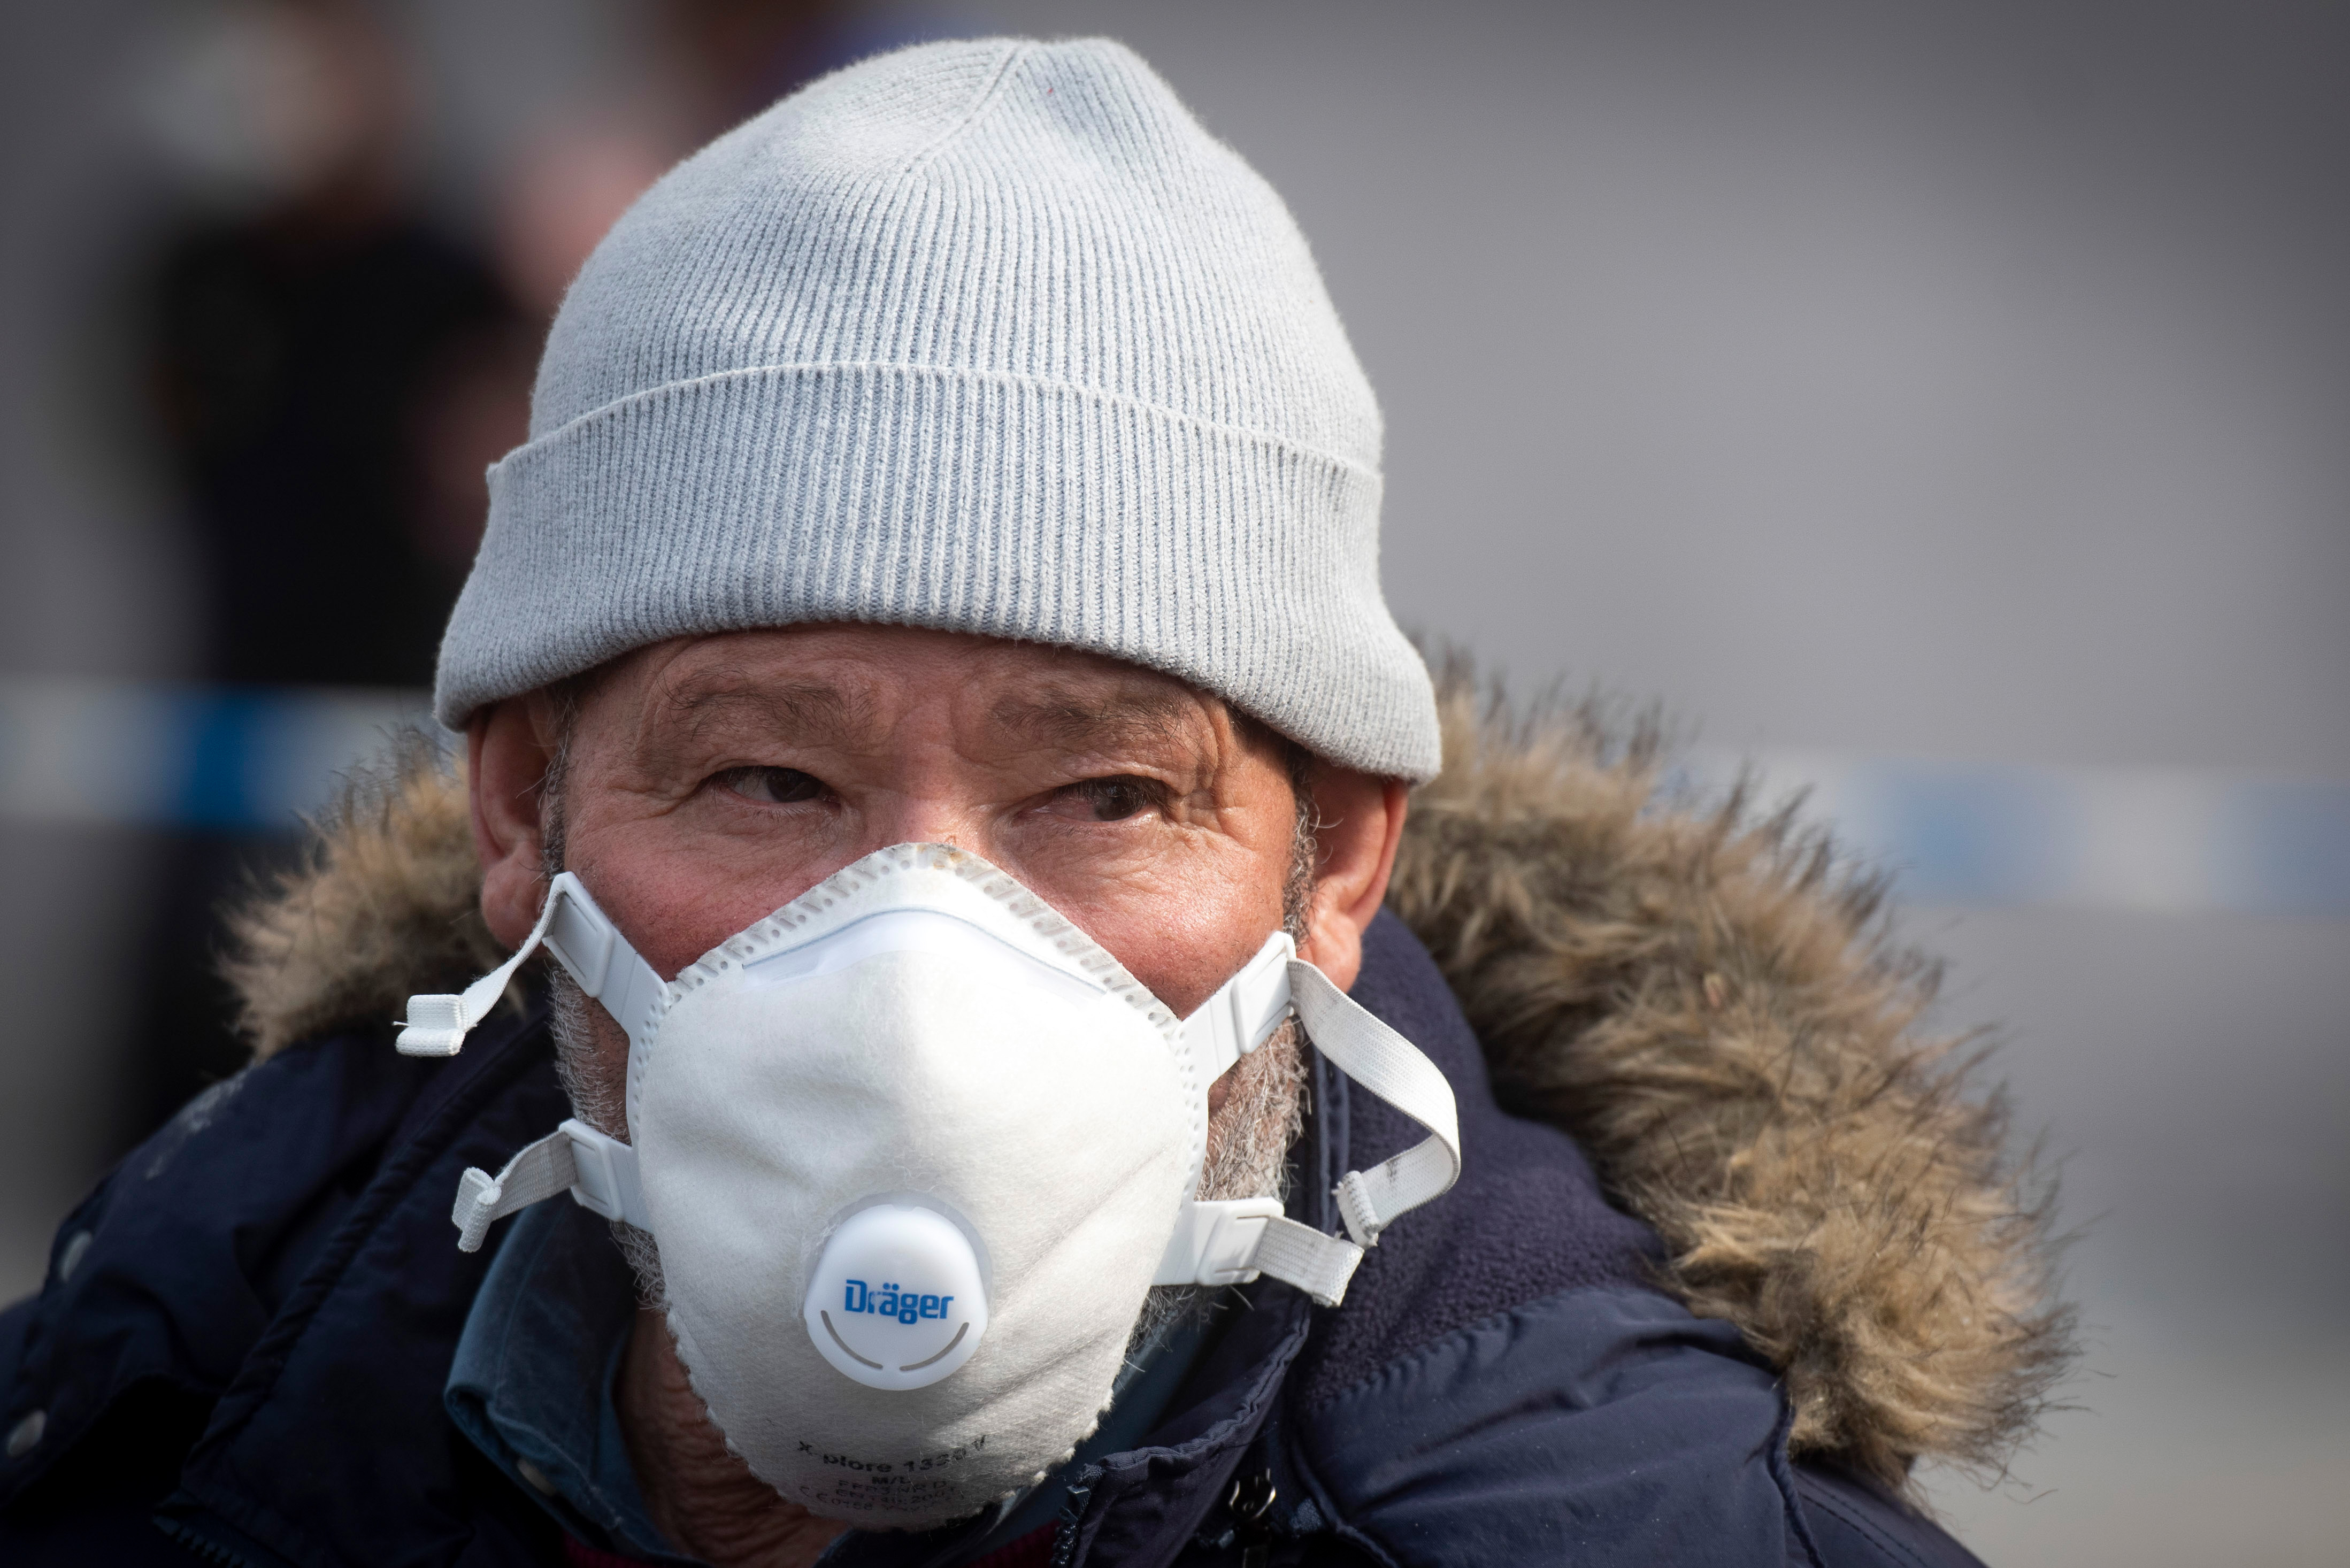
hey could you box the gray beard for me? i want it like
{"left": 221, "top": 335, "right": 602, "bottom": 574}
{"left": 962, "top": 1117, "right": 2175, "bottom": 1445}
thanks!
{"left": 1124, "top": 1014, "right": 1307, "bottom": 1351}
{"left": 547, "top": 974, "right": 667, "bottom": 1304}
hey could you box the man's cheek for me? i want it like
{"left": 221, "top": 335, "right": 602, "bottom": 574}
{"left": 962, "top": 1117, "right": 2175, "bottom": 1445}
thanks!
{"left": 1069, "top": 870, "right": 1274, "bottom": 1016}
{"left": 566, "top": 837, "right": 779, "bottom": 977}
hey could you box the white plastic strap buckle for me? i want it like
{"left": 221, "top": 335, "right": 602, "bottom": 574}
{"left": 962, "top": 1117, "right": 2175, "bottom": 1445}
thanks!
{"left": 1150, "top": 1198, "right": 1365, "bottom": 1308}
{"left": 450, "top": 1118, "right": 651, "bottom": 1252}
{"left": 559, "top": 1118, "right": 648, "bottom": 1227}
{"left": 1153, "top": 1197, "right": 1284, "bottom": 1287}
{"left": 398, "top": 872, "right": 665, "bottom": 1058}
{"left": 1178, "top": 931, "right": 1296, "bottom": 1083}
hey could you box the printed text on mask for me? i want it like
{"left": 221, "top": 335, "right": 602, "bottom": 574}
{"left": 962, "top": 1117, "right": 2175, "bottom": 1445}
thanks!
{"left": 843, "top": 1280, "right": 954, "bottom": 1325}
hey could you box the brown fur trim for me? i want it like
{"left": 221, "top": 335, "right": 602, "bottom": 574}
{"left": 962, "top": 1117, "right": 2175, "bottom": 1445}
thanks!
{"left": 222, "top": 735, "right": 504, "bottom": 1059}
{"left": 1386, "top": 659, "right": 2074, "bottom": 1494}
{"left": 219, "top": 678, "right": 2072, "bottom": 1487}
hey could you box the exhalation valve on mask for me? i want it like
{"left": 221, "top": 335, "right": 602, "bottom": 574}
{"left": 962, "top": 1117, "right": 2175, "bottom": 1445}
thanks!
{"left": 399, "top": 843, "right": 1461, "bottom": 1529}
{"left": 805, "top": 1201, "right": 989, "bottom": 1390}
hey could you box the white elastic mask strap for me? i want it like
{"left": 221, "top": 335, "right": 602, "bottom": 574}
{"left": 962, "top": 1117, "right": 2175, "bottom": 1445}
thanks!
{"left": 450, "top": 1117, "right": 650, "bottom": 1250}
{"left": 397, "top": 871, "right": 665, "bottom": 1058}
{"left": 1250, "top": 1215, "right": 1368, "bottom": 1306}
{"left": 1289, "top": 960, "right": 1463, "bottom": 1249}
{"left": 1157, "top": 940, "right": 1464, "bottom": 1307}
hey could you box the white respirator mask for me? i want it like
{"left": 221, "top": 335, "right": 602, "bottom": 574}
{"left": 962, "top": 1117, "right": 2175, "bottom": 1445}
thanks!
{"left": 398, "top": 843, "right": 1459, "bottom": 1529}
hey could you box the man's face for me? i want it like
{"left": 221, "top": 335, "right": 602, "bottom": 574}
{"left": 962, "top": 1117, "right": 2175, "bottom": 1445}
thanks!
{"left": 472, "top": 624, "right": 1392, "bottom": 1022}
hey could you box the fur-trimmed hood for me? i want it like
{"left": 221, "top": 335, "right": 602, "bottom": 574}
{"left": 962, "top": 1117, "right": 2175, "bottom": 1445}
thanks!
{"left": 223, "top": 683, "right": 2071, "bottom": 1498}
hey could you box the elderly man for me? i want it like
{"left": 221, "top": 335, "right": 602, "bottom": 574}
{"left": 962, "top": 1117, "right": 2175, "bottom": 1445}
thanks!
{"left": 1, "top": 37, "right": 2060, "bottom": 1568}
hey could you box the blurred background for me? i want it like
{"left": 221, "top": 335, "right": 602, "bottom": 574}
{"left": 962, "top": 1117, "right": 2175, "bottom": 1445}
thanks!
{"left": 1, "top": 1, "right": 2343, "bottom": 1562}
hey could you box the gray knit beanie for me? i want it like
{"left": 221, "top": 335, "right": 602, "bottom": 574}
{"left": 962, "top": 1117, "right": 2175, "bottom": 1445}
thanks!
{"left": 437, "top": 36, "right": 1440, "bottom": 781}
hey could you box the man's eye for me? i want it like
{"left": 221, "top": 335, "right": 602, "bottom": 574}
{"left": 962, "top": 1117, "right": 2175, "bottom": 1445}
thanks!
{"left": 1071, "top": 777, "right": 1160, "bottom": 821}
{"left": 715, "top": 766, "right": 827, "bottom": 805}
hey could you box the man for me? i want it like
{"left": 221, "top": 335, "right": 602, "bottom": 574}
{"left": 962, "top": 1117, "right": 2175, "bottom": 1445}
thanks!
{"left": 0, "top": 37, "right": 2065, "bottom": 1567}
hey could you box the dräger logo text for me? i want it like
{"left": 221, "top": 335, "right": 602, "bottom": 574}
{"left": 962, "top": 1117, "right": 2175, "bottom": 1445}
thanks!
{"left": 842, "top": 1280, "right": 954, "bottom": 1325}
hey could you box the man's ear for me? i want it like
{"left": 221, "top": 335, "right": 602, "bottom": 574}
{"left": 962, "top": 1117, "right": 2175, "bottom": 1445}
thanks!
{"left": 1294, "top": 767, "right": 1410, "bottom": 991}
{"left": 469, "top": 696, "right": 563, "bottom": 950}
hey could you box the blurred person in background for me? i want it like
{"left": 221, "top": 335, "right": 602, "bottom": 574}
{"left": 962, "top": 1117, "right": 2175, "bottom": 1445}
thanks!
{"left": 145, "top": 0, "right": 527, "bottom": 690}
{"left": 494, "top": 0, "right": 930, "bottom": 320}
{"left": 113, "top": 0, "right": 915, "bottom": 1151}
{"left": 2, "top": 33, "right": 2070, "bottom": 1568}
{"left": 121, "top": 0, "right": 534, "bottom": 1140}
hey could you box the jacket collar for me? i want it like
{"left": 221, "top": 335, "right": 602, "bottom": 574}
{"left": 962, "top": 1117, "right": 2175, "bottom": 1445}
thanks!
{"left": 1039, "top": 1039, "right": 1346, "bottom": 1568}
{"left": 0, "top": 1014, "right": 462, "bottom": 1515}
{"left": 6, "top": 986, "right": 1346, "bottom": 1568}
{"left": 155, "top": 1001, "right": 569, "bottom": 1568}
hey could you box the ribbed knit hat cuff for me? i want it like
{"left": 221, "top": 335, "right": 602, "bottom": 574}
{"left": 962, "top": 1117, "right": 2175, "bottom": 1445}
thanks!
{"left": 438, "top": 359, "right": 1440, "bottom": 781}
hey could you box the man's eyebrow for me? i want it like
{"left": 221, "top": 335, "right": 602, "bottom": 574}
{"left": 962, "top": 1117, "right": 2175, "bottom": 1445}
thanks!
{"left": 989, "top": 686, "right": 1210, "bottom": 756}
{"left": 648, "top": 670, "right": 863, "bottom": 746}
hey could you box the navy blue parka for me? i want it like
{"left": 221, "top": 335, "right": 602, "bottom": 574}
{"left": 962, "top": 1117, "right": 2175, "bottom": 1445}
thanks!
{"left": 0, "top": 911, "right": 1978, "bottom": 1567}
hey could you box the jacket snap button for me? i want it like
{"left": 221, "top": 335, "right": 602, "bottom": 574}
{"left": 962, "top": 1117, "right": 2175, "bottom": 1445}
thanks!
{"left": 516, "top": 1457, "right": 558, "bottom": 1496}
{"left": 57, "top": 1231, "right": 93, "bottom": 1284}
{"left": 5, "top": 1410, "right": 45, "bottom": 1458}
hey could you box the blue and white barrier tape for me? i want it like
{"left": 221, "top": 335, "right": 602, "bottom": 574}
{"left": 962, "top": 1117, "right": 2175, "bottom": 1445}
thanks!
{"left": 1709, "top": 749, "right": 2350, "bottom": 918}
{"left": 0, "top": 679, "right": 2343, "bottom": 916}
{"left": 0, "top": 678, "right": 432, "bottom": 832}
